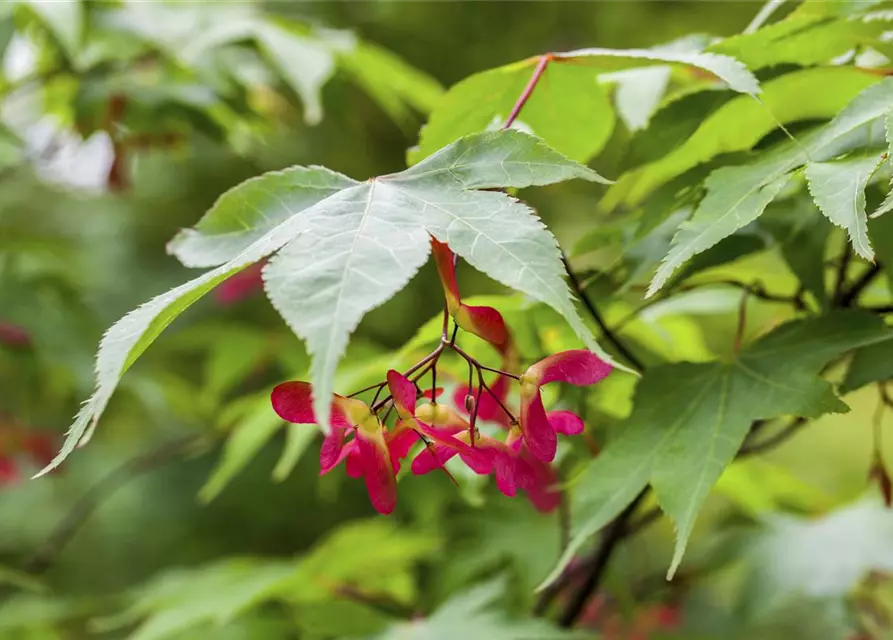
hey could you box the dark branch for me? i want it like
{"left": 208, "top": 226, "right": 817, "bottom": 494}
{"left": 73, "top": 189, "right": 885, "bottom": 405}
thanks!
{"left": 557, "top": 490, "right": 648, "bottom": 627}
{"left": 738, "top": 417, "right": 807, "bottom": 457}
{"left": 831, "top": 241, "right": 853, "bottom": 306}
{"left": 562, "top": 254, "right": 645, "bottom": 372}
{"left": 840, "top": 263, "right": 882, "bottom": 307}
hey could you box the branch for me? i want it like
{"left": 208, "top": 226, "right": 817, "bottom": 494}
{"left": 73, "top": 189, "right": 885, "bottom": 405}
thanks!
{"left": 557, "top": 490, "right": 648, "bottom": 627}
{"left": 840, "top": 263, "right": 882, "bottom": 307}
{"left": 831, "top": 241, "right": 853, "bottom": 307}
{"left": 562, "top": 254, "right": 645, "bottom": 372}
{"left": 738, "top": 417, "right": 807, "bottom": 457}
{"left": 503, "top": 54, "right": 550, "bottom": 129}
{"left": 867, "top": 304, "right": 893, "bottom": 313}
{"left": 614, "top": 278, "right": 804, "bottom": 332}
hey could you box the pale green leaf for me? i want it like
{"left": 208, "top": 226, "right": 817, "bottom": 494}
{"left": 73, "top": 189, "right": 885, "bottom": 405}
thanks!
{"left": 605, "top": 67, "right": 879, "bottom": 210}
{"left": 199, "top": 394, "right": 284, "bottom": 503}
{"left": 255, "top": 21, "right": 339, "bottom": 126}
{"left": 714, "top": 459, "right": 831, "bottom": 517}
{"left": 124, "top": 558, "right": 296, "bottom": 640}
{"left": 20, "top": 0, "right": 83, "bottom": 62}
{"left": 742, "top": 0, "right": 787, "bottom": 34}
{"left": 104, "top": 2, "right": 256, "bottom": 61}
{"left": 870, "top": 109, "right": 893, "bottom": 218}
{"left": 556, "top": 46, "right": 759, "bottom": 95}
{"left": 648, "top": 167, "right": 791, "bottom": 297}
{"left": 411, "top": 59, "right": 615, "bottom": 164}
{"left": 272, "top": 422, "right": 316, "bottom": 482}
{"left": 806, "top": 152, "right": 884, "bottom": 261}
{"left": 711, "top": 3, "right": 891, "bottom": 71}
{"left": 543, "top": 312, "right": 892, "bottom": 589}
{"left": 601, "top": 34, "right": 711, "bottom": 133}
{"left": 338, "top": 40, "right": 444, "bottom": 126}
{"left": 648, "top": 78, "right": 893, "bottom": 296}
{"left": 280, "top": 520, "right": 440, "bottom": 604}
{"left": 377, "top": 577, "right": 588, "bottom": 640}
{"left": 608, "top": 66, "right": 673, "bottom": 132}
{"left": 43, "top": 130, "right": 610, "bottom": 475}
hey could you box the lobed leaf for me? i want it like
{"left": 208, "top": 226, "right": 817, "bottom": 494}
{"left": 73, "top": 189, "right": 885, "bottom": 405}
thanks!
{"left": 542, "top": 312, "right": 893, "bottom": 590}
{"left": 648, "top": 78, "right": 893, "bottom": 296}
{"left": 410, "top": 59, "right": 615, "bottom": 164}
{"left": 604, "top": 67, "right": 879, "bottom": 211}
{"left": 413, "top": 43, "right": 759, "bottom": 165}
{"left": 41, "top": 130, "right": 614, "bottom": 475}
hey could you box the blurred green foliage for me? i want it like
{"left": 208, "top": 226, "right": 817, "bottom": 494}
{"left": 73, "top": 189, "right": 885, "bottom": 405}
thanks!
{"left": 4, "top": 1, "right": 893, "bottom": 639}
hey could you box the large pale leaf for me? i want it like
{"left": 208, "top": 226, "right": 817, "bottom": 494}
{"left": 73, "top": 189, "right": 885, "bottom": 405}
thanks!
{"left": 40, "top": 130, "right": 611, "bottom": 476}
{"left": 542, "top": 312, "right": 892, "bottom": 589}
{"left": 604, "top": 67, "right": 879, "bottom": 210}
{"left": 168, "top": 166, "right": 356, "bottom": 268}
{"left": 806, "top": 152, "right": 885, "bottom": 261}
{"left": 648, "top": 78, "right": 893, "bottom": 296}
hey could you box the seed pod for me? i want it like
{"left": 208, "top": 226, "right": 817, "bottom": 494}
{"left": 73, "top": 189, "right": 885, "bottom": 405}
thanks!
{"left": 464, "top": 394, "right": 476, "bottom": 415}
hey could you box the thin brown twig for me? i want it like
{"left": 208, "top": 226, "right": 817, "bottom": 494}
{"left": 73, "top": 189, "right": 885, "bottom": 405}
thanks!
{"left": 561, "top": 253, "right": 645, "bottom": 372}
{"left": 557, "top": 490, "right": 648, "bottom": 627}
{"left": 503, "top": 54, "right": 551, "bottom": 129}
{"left": 738, "top": 417, "right": 807, "bottom": 456}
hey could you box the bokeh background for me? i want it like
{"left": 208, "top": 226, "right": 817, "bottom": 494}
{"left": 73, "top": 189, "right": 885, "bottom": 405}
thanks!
{"left": 2, "top": 2, "right": 891, "bottom": 639}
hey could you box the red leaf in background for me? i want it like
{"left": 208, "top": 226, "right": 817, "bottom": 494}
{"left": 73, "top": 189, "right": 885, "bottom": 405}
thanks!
{"left": 214, "top": 261, "right": 266, "bottom": 305}
{"left": 0, "top": 321, "right": 31, "bottom": 349}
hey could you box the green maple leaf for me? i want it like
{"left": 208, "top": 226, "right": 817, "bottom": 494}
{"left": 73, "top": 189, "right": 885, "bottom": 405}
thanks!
{"left": 648, "top": 77, "right": 893, "bottom": 296}
{"left": 37, "top": 130, "right": 614, "bottom": 477}
{"left": 603, "top": 66, "right": 879, "bottom": 211}
{"left": 540, "top": 311, "right": 892, "bottom": 589}
{"left": 709, "top": 2, "right": 893, "bottom": 72}
{"left": 412, "top": 45, "right": 758, "bottom": 164}
{"left": 410, "top": 59, "right": 616, "bottom": 165}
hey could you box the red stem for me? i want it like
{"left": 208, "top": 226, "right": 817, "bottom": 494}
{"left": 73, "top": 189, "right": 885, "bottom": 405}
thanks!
{"left": 503, "top": 54, "right": 551, "bottom": 130}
